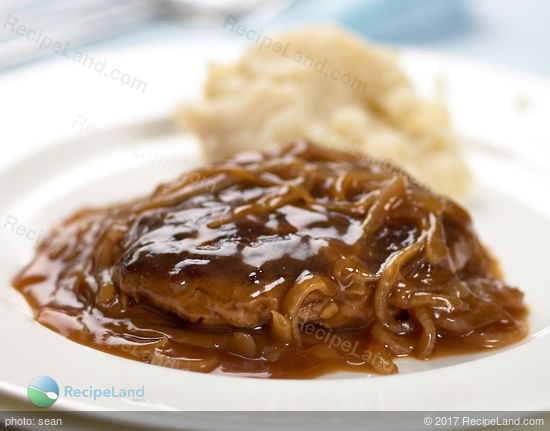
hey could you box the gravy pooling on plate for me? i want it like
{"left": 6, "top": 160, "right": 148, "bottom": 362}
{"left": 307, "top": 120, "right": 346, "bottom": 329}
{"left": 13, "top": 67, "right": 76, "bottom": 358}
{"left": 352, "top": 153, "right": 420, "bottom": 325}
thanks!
{"left": 13, "top": 142, "right": 527, "bottom": 378}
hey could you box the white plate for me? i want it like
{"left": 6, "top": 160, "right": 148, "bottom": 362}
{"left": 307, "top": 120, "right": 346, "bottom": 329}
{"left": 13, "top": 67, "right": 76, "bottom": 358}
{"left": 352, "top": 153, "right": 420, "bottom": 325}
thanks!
{"left": 1, "top": 40, "right": 550, "bottom": 420}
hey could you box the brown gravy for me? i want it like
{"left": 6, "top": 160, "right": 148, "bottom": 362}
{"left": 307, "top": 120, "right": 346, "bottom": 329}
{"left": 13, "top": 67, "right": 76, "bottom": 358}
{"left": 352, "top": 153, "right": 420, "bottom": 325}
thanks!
{"left": 13, "top": 142, "right": 528, "bottom": 378}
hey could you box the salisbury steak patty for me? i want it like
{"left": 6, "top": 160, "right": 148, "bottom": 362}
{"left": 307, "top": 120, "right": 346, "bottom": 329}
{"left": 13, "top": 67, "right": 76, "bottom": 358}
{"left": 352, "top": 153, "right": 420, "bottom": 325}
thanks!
{"left": 106, "top": 141, "right": 479, "bottom": 330}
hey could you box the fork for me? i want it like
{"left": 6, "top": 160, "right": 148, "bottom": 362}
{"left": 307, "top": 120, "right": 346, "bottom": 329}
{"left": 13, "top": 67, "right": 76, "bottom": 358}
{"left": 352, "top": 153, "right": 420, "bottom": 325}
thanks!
{"left": 0, "top": 0, "right": 292, "bottom": 70}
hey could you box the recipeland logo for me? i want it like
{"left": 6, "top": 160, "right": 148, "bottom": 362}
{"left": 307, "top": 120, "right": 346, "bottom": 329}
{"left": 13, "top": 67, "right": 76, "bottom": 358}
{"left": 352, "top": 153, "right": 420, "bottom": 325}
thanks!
{"left": 27, "top": 376, "right": 59, "bottom": 408}
{"left": 27, "top": 376, "right": 146, "bottom": 406}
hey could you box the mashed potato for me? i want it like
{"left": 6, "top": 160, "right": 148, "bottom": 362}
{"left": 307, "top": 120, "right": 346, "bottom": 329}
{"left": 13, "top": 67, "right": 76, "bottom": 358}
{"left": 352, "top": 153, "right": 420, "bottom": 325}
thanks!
{"left": 177, "top": 25, "right": 470, "bottom": 198}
